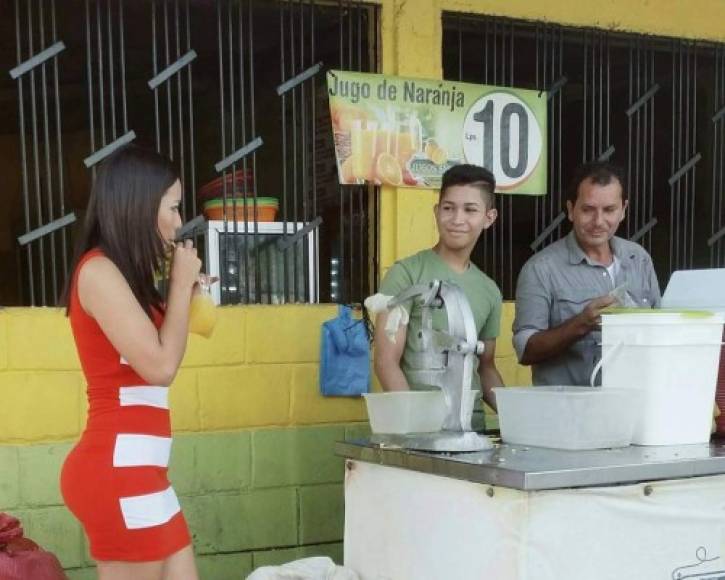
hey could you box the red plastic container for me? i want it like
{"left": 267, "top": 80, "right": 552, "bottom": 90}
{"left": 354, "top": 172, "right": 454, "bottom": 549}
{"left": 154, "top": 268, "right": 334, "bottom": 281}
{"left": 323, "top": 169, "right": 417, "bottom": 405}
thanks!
{"left": 197, "top": 169, "right": 254, "bottom": 202}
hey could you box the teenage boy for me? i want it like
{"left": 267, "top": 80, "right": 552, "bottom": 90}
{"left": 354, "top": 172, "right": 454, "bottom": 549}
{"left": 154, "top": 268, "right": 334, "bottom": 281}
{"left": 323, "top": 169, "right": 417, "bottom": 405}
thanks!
{"left": 374, "top": 164, "right": 504, "bottom": 411}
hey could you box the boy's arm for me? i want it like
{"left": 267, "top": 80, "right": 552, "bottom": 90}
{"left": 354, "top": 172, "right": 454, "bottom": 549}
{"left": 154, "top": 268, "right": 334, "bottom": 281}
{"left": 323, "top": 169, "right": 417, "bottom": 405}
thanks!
{"left": 478, "top": 338, "right": 503, "bottom": 412}
{"left": 373, "top": 311, "right": 410, "bottom": 391}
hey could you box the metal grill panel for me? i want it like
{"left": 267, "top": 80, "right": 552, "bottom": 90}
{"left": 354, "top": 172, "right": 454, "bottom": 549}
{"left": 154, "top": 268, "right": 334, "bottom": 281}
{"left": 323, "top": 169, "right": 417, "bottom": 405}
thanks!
{"left": 10, "top": 0, "right": 73, "bottom": 306}
{"left": 4, "top": 0, "right": 380, "bottom": 306}
{"left": 444, "top": 14, "right": 725, "bottom": 297}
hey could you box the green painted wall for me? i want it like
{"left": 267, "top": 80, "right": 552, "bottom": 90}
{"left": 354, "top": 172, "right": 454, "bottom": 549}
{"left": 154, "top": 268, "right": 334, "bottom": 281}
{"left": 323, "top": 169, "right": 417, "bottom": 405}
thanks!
{"left": 1, "top": 424, "right": 371, "bottom": 578}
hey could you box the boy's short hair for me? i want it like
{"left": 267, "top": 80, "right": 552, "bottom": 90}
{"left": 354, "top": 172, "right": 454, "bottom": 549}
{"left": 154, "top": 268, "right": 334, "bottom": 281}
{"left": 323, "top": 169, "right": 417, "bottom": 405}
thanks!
{"left": 567, "top": 161, "right": 627, "bottom": 203}
{"left": 440, "top": 164, "right": 496, "bottom": 208}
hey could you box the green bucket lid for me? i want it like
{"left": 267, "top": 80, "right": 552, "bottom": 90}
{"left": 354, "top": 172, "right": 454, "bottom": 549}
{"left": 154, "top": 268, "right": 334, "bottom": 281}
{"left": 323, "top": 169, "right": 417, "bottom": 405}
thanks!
{"left": 203, "top": 197, "right": 278, "bottom": 209}
{"left": 602, "top": 307, "right": 716, "bottom": 318}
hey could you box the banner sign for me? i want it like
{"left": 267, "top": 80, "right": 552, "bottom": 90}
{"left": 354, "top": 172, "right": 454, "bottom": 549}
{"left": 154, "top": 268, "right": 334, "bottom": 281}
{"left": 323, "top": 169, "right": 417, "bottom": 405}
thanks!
{"left": 327, "top": 70, "right": 547, "bottom": 194}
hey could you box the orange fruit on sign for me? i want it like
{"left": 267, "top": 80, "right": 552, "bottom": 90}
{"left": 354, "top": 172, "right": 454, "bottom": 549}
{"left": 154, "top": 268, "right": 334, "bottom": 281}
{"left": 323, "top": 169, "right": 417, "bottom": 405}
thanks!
{"left": 424, "top": 138, "right": 439, "bottom": 159}
{"left": 430, "top": 146, "right": 448, "bottom": 166}
{"left": 375, "top": 153, "right": 403, "bottom": 186}
{"left": 425, "top": 139, "right": 448, "bottom": 166}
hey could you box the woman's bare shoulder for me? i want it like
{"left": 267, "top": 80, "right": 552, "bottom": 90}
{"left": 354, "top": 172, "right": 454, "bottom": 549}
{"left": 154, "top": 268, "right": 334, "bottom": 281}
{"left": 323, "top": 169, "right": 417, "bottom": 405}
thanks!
{"left": 78, "top": 254, "right": 124, "bottom": 285}
{"left": 77, "top": 254, "right": 135, "bottom": 312}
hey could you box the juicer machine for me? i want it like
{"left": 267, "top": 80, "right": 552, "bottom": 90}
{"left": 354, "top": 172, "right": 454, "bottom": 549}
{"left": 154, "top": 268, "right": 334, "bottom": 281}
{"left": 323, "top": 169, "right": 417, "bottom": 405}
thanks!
{"left": 377, "top": 280, "right": 493, "bottom": 453}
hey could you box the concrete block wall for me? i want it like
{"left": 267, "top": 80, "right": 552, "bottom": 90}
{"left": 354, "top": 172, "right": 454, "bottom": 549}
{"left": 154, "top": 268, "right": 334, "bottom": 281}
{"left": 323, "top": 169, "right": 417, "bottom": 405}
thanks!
{"left": 0, "top": 426, "right": 355, "bottom": 580}
{"left": 0, "top": 303, "right": 529, "bottom": 579}
{"left": 1, "top": 0, "right": 721, "bottom": 575}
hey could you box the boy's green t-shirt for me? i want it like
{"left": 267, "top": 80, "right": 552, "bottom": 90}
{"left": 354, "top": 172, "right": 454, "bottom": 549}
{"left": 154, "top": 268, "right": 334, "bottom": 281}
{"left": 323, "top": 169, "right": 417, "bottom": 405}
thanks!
{"left": 378, "top": 249, "right": 503, "bottom": 390}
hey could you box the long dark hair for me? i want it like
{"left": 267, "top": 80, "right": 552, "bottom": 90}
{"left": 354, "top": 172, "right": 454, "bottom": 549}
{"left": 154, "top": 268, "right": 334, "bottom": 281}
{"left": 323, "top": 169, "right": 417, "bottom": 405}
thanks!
{"left": 62, "top": 145, "right": 178, "bottom": 316}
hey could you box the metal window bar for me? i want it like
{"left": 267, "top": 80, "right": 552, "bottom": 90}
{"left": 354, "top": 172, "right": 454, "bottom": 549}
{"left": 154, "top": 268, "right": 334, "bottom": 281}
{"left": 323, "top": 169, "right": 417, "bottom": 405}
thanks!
{"left": 11, "top": 0, "right": 72, "bottom": 306}
{"left": 84, "top": 0, "right": 131, "bottom": 172}
{"left": 150, "top": 0, "right": 198, "bottom": 222}
{"left": 710, "top": 45, "right": 725, "bottom": 267}
{"left": 534, "top": 24, "right": 565, "bottom": 261}
{"left": 626, "top": 39, "right": 658, "bottom": 253}
{"left": 326, "top": 0, "right": 378, "bottom": 305}
{"left": 582, "top": 29, "right": 612, "bottom": 164}
{"left": 215, "top": 0, "right": 257, "bottom": 304}
{"left": 669, "top": 40, "right": 701, "bottom": 273}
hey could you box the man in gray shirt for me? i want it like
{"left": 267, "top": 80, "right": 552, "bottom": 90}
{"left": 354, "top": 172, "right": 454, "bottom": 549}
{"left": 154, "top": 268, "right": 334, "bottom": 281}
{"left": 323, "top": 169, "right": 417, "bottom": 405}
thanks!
{"left": 513, "top": 162, "right": 661, "bottom": 386}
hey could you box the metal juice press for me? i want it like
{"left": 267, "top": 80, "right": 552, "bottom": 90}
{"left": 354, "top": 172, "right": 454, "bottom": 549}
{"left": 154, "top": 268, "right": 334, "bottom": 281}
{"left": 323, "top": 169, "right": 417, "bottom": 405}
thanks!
{"left": 379, "top": 280, "right": 493, "bottom": 453}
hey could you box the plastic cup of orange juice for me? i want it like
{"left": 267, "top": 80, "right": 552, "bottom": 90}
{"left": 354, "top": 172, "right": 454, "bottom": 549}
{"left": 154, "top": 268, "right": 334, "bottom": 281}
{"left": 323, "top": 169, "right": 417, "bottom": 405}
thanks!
{"left": 351, "top": 119, "right": 378, "bottom": 182}
{"left": 189, "top": 276, "right": 217, "bottom": 338}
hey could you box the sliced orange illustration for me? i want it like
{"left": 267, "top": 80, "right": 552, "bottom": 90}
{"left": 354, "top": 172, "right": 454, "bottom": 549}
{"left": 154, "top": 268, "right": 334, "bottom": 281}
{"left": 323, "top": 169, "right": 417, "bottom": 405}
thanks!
{"left": 425, "top": 139, "right": 448, "bottom": 166}
{"left": 424, "top": 138, "right": 439, "bottom": 159}
{"left": 430, "top": 146, "right": 448, "bottom": 166}
{"left": 375, "top": 152, "right": 403, "bottom": 186}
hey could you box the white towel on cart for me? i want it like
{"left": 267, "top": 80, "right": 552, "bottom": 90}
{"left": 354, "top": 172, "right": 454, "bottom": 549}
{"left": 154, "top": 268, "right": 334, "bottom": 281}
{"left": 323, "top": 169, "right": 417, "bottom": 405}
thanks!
{"left": 364, "top": 293, "right": 409, "bottom": 344}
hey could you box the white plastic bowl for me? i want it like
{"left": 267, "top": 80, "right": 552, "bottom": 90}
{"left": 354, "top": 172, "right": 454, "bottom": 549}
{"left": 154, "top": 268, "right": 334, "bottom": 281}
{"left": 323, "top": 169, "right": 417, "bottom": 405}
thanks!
{"left": 363, "top": 390, "right": 478, "bottom": 435}
{"left": 364, "top": 391, "right": 446, "bottom": 434}
{"left": 494, "top": 386, "right": 641, "bottom": 450}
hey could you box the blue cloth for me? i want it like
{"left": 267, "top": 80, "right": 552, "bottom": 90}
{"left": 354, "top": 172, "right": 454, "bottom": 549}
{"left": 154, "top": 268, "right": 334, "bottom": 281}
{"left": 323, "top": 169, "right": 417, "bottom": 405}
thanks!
{"left": 320, "top": 305, "right": 370, "bottom": 397}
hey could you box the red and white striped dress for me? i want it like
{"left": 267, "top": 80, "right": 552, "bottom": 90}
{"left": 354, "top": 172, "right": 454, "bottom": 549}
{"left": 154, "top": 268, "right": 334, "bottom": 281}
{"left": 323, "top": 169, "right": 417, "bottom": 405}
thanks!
{"left": 61, "top": 248, "right": 191, "bottom": 561}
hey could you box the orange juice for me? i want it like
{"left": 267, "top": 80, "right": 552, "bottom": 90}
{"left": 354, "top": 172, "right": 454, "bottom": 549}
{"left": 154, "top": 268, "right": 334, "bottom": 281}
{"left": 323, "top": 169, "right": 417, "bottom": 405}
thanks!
{"left": 351, "top": 120, "right": 377, "bottom": 181}
{"left": 361, "top": 126, "right": 378, "bottom": 180}
{"left": 375, "top": 127, "right": 393, "bottom": 158}
{"left": 189, "top": 290, "right": 217, "bottom": 338}
{"left": 394, "top": 131, "right": 418, "bottom": 167}
{"left": 393, "top": 113, "right": 422, "bottom": 168}
{"left": 350, "top": 120, "right": 363, "bottom": 180}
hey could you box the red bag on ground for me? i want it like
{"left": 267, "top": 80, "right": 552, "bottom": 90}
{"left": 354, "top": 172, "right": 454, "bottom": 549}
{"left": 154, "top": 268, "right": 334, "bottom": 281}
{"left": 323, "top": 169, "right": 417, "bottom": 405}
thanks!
{"left": 0, "top": 513, "right": 67, "bottom": 580}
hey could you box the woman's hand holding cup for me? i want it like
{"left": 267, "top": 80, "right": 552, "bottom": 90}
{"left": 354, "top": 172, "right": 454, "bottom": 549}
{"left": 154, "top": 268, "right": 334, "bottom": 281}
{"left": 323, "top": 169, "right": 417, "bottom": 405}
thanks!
{"left": 171, "top": 239, "right": 202, "bottom": 289}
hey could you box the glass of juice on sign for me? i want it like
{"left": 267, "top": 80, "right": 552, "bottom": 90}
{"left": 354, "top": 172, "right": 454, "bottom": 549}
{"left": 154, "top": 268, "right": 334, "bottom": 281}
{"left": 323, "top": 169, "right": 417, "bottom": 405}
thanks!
{"left": 394, "top": 112, "right": 422, "bottom": 169}
{"left": 350, "top": 119, "right": 378, "bottom": 182}
{"left": 189, "top": 275, "right": 217, "bottom": 339}
{"left": 375, "top": 121, "right": 393, "bottom": 160}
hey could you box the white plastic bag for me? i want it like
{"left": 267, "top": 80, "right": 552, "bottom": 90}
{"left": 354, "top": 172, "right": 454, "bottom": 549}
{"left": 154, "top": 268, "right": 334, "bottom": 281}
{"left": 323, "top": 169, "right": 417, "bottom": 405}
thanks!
{"left": 364, "top": 293, "right": 409, "bottom": 344}
{"left": 246, "top": 556, "right": 359, "bottom": 580}
{"left": 608, "top": 283, "right": 640, "bottom": 308}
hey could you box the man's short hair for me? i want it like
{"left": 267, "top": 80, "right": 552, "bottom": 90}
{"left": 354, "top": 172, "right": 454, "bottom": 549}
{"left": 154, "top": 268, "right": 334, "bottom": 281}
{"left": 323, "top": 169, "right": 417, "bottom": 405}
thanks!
{"left": 440, "top": 164, "right": 496, "bottom": 208}
{"left": 567, "top": 161, "right": 627, "bottom": 203}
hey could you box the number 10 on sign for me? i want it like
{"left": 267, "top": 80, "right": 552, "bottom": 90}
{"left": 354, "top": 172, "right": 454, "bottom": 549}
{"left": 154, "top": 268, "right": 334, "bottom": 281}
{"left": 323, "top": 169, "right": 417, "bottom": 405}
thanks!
{"left": 462, "top": 91, "right": 543, "bottom": 191}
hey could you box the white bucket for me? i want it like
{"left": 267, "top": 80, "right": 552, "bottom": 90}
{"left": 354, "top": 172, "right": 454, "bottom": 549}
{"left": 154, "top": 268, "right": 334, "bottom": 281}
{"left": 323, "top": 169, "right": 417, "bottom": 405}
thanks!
{"left": 599, "top": 312, "right": 725, "bottom": 445}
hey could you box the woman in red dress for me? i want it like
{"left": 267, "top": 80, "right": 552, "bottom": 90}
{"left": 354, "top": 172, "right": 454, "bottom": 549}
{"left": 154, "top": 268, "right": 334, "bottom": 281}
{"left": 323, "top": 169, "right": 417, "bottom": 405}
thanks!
{"left": 61, "top": 145, "right": 201, "bottom": 579}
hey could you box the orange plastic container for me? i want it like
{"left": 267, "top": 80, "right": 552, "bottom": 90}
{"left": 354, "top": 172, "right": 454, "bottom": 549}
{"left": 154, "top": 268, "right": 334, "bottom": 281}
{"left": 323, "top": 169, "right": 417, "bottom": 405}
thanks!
{"left": 202, "top": 197, "right": 278, "bottom": 222}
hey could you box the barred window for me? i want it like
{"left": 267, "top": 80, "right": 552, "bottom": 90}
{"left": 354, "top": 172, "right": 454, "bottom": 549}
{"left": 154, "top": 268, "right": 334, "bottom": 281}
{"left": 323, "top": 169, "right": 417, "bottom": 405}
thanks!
{"left": 2, "top": 0, "right": 380, "bottom": 306}
{"left": 444, "top": 14, "right": 725, "bottom": 298}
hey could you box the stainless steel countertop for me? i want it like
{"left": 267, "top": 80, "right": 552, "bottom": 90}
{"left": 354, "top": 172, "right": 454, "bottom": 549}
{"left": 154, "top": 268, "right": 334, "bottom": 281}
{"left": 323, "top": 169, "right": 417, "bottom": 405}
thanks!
{"left": 336, "top": 438, "right": 725, "bottom": 490}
